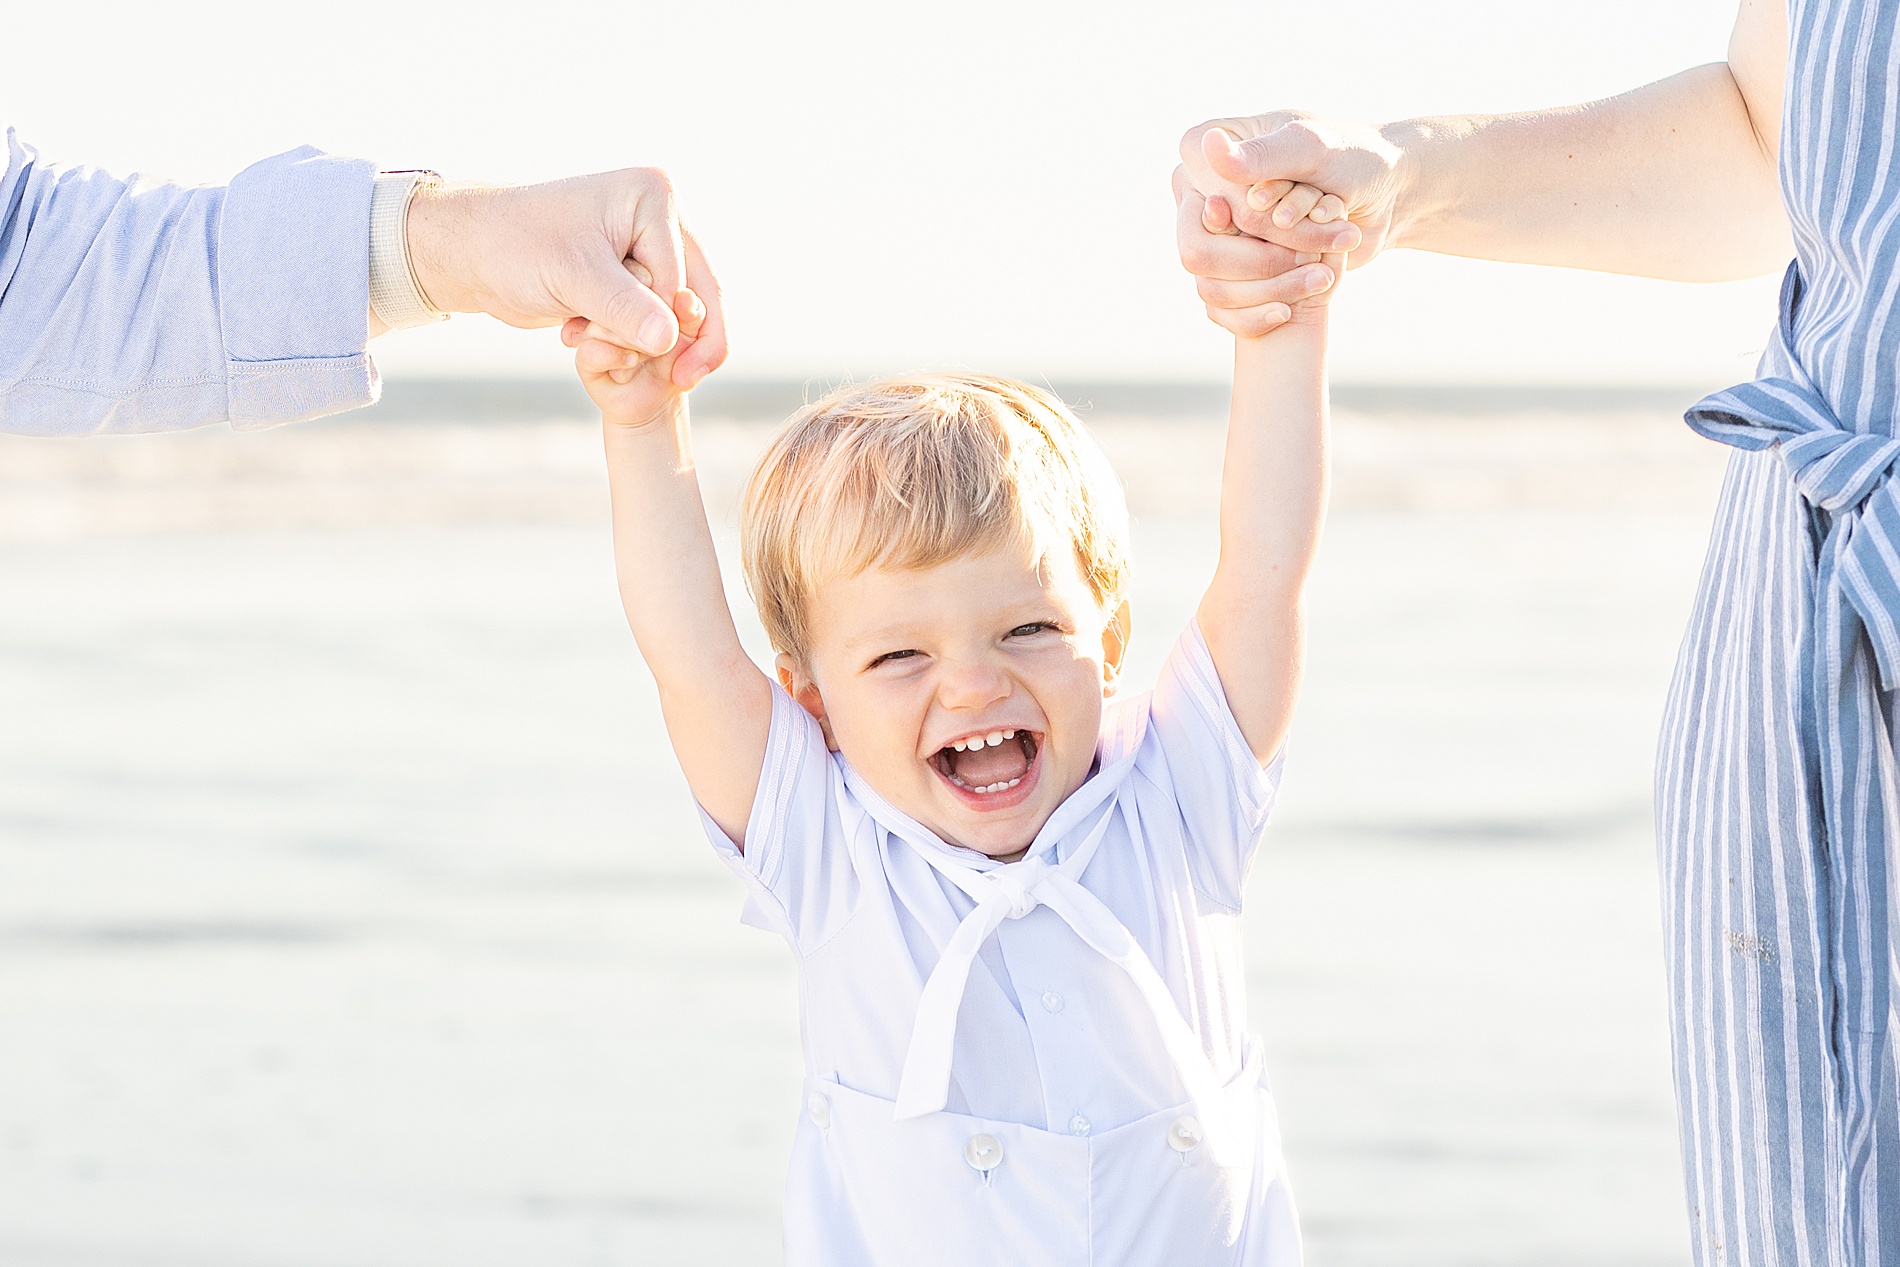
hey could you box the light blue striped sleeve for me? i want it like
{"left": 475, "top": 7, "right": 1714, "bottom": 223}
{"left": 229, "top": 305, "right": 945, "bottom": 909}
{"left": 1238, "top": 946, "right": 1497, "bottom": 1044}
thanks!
{"left": 0, "top": 127, "right": 378, "bottom": 436}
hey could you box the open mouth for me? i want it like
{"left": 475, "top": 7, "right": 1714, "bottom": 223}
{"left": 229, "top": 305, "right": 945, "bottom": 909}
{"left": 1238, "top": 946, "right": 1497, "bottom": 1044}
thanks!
{"left": 930, "top": 728, "right": 1042, "bottom": 799}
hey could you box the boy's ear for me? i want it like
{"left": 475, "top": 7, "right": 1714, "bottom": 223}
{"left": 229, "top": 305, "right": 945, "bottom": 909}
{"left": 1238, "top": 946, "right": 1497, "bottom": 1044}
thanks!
{"left": 1100, "top": 600, "right": 1133, "bottom": 696}
{"left": 775, "top": 652, "right": 839, "bottom": 752}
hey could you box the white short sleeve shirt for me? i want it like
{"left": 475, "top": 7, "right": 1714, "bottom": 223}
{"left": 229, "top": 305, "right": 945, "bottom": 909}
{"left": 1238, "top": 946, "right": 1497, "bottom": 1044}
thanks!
{"left": 701, "top": 621, "right": 1296, "bottom": 1265}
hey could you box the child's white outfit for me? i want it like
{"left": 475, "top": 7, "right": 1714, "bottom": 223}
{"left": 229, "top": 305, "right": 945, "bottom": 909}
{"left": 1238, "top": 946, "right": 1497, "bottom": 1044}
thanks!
{"left": 703, "top": 623, "right": 1301, "bottom": 1267}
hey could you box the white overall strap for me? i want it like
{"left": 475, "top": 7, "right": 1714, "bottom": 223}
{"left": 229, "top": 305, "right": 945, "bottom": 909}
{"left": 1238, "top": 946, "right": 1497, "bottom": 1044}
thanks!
{"left": 892, "top": 803, "right": 1227, "bottom": 1123}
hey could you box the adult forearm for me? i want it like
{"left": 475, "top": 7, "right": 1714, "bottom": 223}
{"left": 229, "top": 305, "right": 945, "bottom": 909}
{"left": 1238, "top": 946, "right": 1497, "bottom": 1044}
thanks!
{"left": 0, "top": 130, "right": 376, "bottom": 436}
{"left": 1388, "top": 64, "right": 1788, "bottom": 280}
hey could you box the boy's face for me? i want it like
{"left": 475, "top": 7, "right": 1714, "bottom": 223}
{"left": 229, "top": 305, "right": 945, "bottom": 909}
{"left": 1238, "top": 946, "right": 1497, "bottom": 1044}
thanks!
{"left": 780, "top": 537, "right": 1128, "bottom": 860}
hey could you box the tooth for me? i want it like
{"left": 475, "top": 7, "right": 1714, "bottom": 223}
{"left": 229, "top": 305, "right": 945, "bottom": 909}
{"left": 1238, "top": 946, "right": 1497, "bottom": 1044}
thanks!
{"left": 952, "top": 740, "right": 967, "bottom": 752}
{"left": 1002, "top": 729, "right": 1015, "bottom": 740}
{"left": 986, "top": 731, "right": 1003, "bottom": 747}
{"left": 1005, "top": 778, "right": 1020, "bottom": 789}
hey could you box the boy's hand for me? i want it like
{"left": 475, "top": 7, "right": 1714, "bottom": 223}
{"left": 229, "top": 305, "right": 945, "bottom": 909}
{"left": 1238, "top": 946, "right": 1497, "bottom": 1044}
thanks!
{"left": 1174, "top": 136, "right": 1347, "bottom": 339}
{"left": 571, "top": 272, "right": 709, "bottom": 426}
{"left": 576, "top": 326, "right": 697, "bottom": 427}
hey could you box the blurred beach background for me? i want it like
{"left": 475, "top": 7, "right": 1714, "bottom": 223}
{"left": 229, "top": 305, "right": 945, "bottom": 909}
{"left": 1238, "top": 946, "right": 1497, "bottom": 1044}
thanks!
{"left": 1, "top": 1, "right": 1776, "bottom": 1264}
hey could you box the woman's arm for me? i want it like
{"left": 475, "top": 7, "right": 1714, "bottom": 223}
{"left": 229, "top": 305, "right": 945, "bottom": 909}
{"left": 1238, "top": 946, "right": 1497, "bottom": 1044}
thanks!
{"left": 1180, "top": 0, "right": 1790, "bottom": 284}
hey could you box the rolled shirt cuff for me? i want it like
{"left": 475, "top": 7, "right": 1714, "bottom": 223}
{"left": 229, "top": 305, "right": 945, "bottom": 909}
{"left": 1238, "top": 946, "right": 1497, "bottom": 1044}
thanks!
{"left": 218, "top": 146, "right": 380, "bottom": 429}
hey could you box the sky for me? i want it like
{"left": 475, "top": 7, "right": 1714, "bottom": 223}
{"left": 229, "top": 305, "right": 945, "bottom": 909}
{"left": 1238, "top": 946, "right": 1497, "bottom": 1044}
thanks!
{"left": 3, "top": 0, "right": 1779, "bottom": 386}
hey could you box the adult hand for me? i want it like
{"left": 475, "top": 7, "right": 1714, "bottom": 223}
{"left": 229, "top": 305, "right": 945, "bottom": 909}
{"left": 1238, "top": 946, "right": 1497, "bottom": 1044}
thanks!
{"left": 1179, "top": 113, "right": 1410, "bottom": 266}
{"left": 404, "top": 169, "right": 727, "bottom": 391}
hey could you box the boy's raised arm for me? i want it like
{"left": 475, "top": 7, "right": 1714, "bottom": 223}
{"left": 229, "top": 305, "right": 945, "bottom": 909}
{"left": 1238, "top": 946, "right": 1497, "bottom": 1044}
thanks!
{"left": 578, "top": 327, "right": 775, "bottom": 847}
{"left": 1177, "top": 169, "right": 1340, "bottom": 765}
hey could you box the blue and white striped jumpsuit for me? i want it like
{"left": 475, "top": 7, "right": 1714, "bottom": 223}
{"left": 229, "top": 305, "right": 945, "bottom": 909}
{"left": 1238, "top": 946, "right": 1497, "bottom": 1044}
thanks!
{"left": 1659, "top": 0, "right": 1900, "bottom": 1260}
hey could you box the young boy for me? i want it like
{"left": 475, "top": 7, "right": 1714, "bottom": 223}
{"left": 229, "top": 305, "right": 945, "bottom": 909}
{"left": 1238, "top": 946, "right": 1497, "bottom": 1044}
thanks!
{"left": 572, "top": 171, "right": 1342, "bottom": 1265}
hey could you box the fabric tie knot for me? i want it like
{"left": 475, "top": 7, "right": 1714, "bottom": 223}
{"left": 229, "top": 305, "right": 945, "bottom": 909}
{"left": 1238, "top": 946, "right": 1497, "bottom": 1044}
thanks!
{"left": 891, "top": 801, "right": 1228, "bottom": 1125}
{"left": 989, "top": 856, "right": 1050, "bottom": 919}
{"left": 1688, "top": 259, "right": 1900, "bottom": 690}
{"left": 1777, "top": 428, "right": 1900, "bottom": 511}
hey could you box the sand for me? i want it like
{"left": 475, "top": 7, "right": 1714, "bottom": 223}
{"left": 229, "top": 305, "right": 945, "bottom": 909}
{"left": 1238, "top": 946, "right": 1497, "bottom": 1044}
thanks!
{"left": 0, "top": 403, "right": 1730, "bottom": 1266}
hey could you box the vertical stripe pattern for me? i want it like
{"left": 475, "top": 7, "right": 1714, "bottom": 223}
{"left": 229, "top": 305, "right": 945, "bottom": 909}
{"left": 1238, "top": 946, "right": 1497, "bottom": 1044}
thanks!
{"left": 1660, "top": 0, "right": 1900, "bottom": 1261}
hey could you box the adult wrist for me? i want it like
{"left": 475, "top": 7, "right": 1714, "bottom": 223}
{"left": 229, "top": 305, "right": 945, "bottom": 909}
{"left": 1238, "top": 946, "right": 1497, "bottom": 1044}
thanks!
{"left": 367, "top": 171, "right": 449, "bottom": 330}
{"left": 1377, "top": 119, "right": 1440, "bottom": 252}
{"left": 402, "top": 181, "right": 497, "bottom": 318}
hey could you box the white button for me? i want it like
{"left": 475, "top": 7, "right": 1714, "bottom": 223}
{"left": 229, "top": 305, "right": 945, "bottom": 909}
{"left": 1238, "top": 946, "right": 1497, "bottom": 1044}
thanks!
{"left": 1068, "top": 1114, "right": 1091, "bottom": 1137}
{"left": 964, "top": 1132, "right": 1004, "bottom": 1171}
{"left": 1167, "top": 1115, "right": 1203, "bottom": 1152}
{"left": 1041, "top": 990, "right": 1064, "bottom": 1013}
{"left": 806, "top": 1092, "right": 831, "bottom": 1129}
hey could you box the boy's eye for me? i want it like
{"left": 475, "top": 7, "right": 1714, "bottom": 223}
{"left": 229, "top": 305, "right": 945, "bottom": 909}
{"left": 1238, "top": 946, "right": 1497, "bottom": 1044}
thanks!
{"left": 1008, "top": 622, "right": 1057, "bottom": 638}
{"left": 868, "top": 649, "right": 919, "bottom": 669}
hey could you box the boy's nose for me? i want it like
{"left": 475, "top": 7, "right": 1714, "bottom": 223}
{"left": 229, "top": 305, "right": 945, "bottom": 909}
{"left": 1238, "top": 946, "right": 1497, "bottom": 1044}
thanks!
{"left": 936, "top": 657, "right": 1010, "bottom": 711}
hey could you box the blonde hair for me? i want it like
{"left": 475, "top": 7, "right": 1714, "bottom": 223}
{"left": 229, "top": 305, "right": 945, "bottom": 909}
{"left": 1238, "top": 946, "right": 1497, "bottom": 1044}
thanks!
{"left": 741, "top": 373, "right": 1130, "bottom": 663}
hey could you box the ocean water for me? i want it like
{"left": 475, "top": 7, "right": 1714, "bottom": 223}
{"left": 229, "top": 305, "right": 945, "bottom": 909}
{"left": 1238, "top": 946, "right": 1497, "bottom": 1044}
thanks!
{"left": 0, "top": 402, "right": 1729, "bottom": 1266}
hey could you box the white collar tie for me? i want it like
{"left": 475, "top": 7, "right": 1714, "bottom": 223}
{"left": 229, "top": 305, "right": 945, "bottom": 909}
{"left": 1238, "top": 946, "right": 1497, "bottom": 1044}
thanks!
{"left": 893, "top": 801, "right": 1229, "bottom": 1125}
